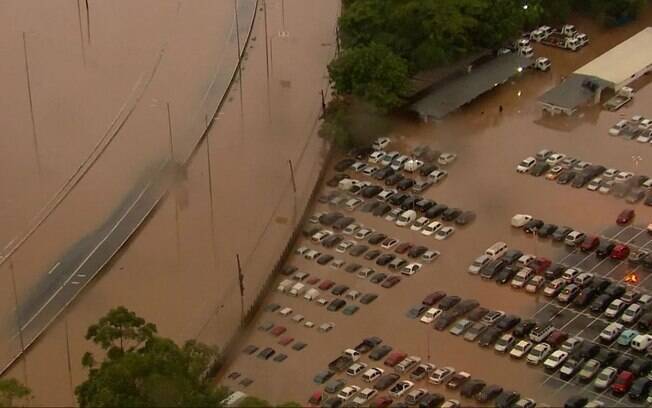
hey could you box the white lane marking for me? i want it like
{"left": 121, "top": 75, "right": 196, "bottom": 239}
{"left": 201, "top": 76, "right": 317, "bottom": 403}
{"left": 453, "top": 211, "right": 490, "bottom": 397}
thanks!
{"left": 47, "top": 262, "right": 61, "bottom": 275}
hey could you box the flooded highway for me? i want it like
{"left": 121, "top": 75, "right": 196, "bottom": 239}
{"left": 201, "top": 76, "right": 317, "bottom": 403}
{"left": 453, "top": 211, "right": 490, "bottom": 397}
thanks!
{"left": 220, "top": 11, "right": 652, "bottom": 407}
{"left": 1, "top": 0, "right": 339, "bottom": 405}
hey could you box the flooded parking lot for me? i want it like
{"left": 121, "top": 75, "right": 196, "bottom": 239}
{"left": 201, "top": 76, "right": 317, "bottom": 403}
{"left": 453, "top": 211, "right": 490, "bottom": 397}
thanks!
{"left": 220, "top": 11, "right": 652, "bottom": 407}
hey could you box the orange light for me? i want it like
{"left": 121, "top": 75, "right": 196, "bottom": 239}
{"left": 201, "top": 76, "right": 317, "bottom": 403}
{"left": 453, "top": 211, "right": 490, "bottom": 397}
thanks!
{"left": 624, "top": 272, "right": 639, "bottom": 284}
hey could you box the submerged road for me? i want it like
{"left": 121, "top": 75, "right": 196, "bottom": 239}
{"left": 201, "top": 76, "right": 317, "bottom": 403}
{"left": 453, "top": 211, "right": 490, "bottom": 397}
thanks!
{"left": 0, "top": 0, "right": 259, "bottom": 375}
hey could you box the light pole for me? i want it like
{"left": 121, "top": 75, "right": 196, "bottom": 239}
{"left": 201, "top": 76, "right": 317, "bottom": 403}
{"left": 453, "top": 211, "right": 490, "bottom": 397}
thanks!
{"left": 22, "top": 32, "right": 42, "bottom": 183}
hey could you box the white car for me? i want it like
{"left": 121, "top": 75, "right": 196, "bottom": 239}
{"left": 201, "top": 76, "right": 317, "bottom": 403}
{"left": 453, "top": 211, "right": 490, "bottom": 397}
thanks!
{"left": 343, "top": 223, "right": 360, "bottom": 235}
{"left": 511, "top": 214, "right": 533, "bottom": 228}
{"left": 420, "top": 308, "right": 443, "bottom": 324}
{"left": 511, "top": 268, "right": 534, "bottom": 289}
{"left": 636, "top": 132, "right": 651, "bottom": 143}
{"left": 279, "top": 307, "right": 293, "bottom": 316}
{"left": 311, "top": 230, "right": 332, "bottom": 243}
{"left": 599, "top": 322, "right": 623, "bottom": 343}
{"left": 401, "top": 263, "right": 422, "bottom": 276}
{"left": 564, "top": 231, "right": 585, "bottom": 247}
{"left": 516, "top": 157, "right": 536, "bottom": 173}
{"left": 362, "top": 367, "right": 384, "bottom": 382}
{"left": 543, "top": 350, "right": 568, "bottom": 371}
{"left": 362, "top": 166, "right": 378, "bottom": 176}
{"left": 428, "top": 367, "right": 454, "bottom": 384}
{"left": 304, "top": 249, "right": 322, "bottom": 260}
{"left": 421, "top": 221, "right": 443, "bottom": 236}
{"left": 381, "top": 238, "right": 399, "bottom": 250}
{"left": 468, "top": 255, "right": 491, "bottom": 274}
{"left": 608, "top": 119, "right": 628, "bottom": 136}
{"left": 336, "top": 240, "right": 355, "bottom": 253}
{"left": 355, "top": 229, "right": 373, "bottom": 241}
{"left": 390, "top": 155, "right": 409, "bottom": 171}
{"left": 396, "top": 210, "right": 417, "bottom": 227}
{"left": 410, "top": 216, "right": 430, "bottom": 231}
{"left": 380, "top": 151, "right": 400, "bottom": 167}
{"left": 372, "top": 137, "right": 390, "bottom": 150}
{"left": 351, "top": 388, "right": 377, "bottom": 405}
{"left": 526, "top": 343, "right": 551, "bottom": 365}
{"left": 594, "top": 367, "right": 617, "bottom": 390}
{"left": 389, "top": 380, "right": 414, "bottom": 398}
{"left": 640, "top": 118, "right": 652, "bottom": 130}
{"left": 337, "top": 385, "right": 360, "bottom": 401}
{"left": 438, "top": 153, "right": 457, "bottom": 165}
{"left": 369, "top": 150, "right": 386, "bottom": 163}
{"left": 351, "top": 161, "right": 367, "bottom": 172}
{"left": 377, "top": 189, "right": 396, "bottom": 201}
{"left": 428, "top": 170, "right": 448, "bottom": 183}
{"left": 615, "top": 171, "right": 634, "bottom": 183}
{"left": 604, "top": 299, "right": 626, "bottom": 319}
{"left": 546, "top": 153, "right": 566, "bottom": 165}
{"left": 404, "top": 159, "right": 424, "bottom": 173}
{"left": 587, "top": 177, "right": 602, "bottom": 191}
{"left": 421, "top": 250, "right": 440, "bottom": 263}
{"left": 346, "top": 362, "right": 368, "bottom": 376}
{"left": 435, "top": 226, "right": 454, "bottom": 240}
{"left": 495, "top": 334, "right": 516, "bottom": 353}
{"left": 603, "top": 168, "right": 619, "bottom": 179}
{"left": 509, "top": 340, "right": 533, "bottom": 358}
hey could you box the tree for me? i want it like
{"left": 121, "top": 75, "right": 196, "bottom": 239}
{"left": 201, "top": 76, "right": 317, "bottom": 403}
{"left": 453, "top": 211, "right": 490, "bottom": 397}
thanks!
{"left": 328, "top": 43, "right": 409, "bottom": 111}
{"left": 0, "top": 378, "right": 31, "bottom": 407}
{"left": 75, "top": 307, "right": 220, "bottom": 408}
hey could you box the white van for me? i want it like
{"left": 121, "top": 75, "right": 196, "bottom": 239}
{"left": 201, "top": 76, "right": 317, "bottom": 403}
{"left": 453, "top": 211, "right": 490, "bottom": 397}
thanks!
{"left": 289, "top": 282, "right": 305, "bottom": 297}
{"left": 631, "top": 334, "right": 652, "bottom": 352}
{"left": 304, "top": 288, "right": 320, "bottom": 301}
{"left": 221, "top": 391, "right": 248, "bottom": 407}
{"left": 485, "top": 242, "right": 508, "bottom": 260}
{"left": 277, "top": 279, "right": 293, "bottom": 293}
{"left": 396, "top": 210, "right": 417, "bottom": 227}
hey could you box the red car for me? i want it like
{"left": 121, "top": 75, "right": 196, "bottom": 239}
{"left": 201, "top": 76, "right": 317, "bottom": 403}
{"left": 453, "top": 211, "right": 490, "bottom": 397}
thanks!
{"left": 306, "top": 276, "right": 320, "bottom": 285}
{"left": 531, "top": 257, "right": 552, "bottom": 273}
{"left": 580, "top": 236, "right": 600, "bottom": 252}
{"left": 370, "top": 395, "right": 392, "bottom": 408}
{"left": 270, "top": 326, "right": 286, "bottom": 337}
{"left": 384, "top": 351, "right": 407, "bottom": 367}
{"left": 612, "top": 371, "right": 634, "bottom": 395}
{"left": 278, "top": 336, "right": 294, "bottom": 346}
{"left": 422, "top": 291, "right": 447, "bottom": 306}
{"left": 617, "top": 209, "right": 635, "bottom": 226}
{"left": 318, "top": 280, "right": 335, "bottom": 290}
{"left": 546, "top": 330, "right": 568, "bottom": 347}
{"left": 381, "top": 276, "right": 401, "bottom": 288}
{"left": 308, "top": 391, "right": 322, "bottom": 406}
{"left": 395, "top": 242, "right": 413, "bottom": 254}
{"left": 610, "top": 244, "right": 630, "bottom": 260}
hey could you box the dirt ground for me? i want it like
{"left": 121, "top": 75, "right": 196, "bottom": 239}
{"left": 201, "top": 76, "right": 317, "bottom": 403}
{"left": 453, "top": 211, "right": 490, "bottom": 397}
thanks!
{"left": 220, "top": 12, "right": 652, "bottom": 407}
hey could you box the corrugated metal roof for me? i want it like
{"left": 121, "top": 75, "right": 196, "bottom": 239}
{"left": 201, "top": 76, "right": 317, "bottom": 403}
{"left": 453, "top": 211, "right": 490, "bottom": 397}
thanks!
{"left": 411, "top": 53, "right": 533, "bottom": 119}
{"left": 575, "top": 27, "right": 652, "bottom": 87}
{"left": 538, "top": 73, "right": 611, "bottom": 110}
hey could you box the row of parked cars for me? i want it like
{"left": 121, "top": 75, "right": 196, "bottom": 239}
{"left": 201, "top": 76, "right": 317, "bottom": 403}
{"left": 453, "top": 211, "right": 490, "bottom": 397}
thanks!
{"left": 516, "top": 149, "right": 652, "bottom": 205}
{"left": 313, "top": 337, "right": 535, "bottom": 408}
{"left": 469, "top": 240, "right": 652, "bottom": 336}
{"left": 325, "top": 172, "right": 476, "bottom": 227}
{"left": 408, "top": 287, "right": 652, "bottom": 405}
{"left": 609, "top": 115, "right": 652, "bottom": 142}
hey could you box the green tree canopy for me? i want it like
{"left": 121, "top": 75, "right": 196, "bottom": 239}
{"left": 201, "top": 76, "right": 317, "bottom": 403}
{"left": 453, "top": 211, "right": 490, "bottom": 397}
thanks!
{"left": 328, "top": 42, "right": 409, "bottom": 111}
{"left": 75, "top": 307, "right": 222, "bottom": 408}
{"left": 0, "top": 378, "right": 31, "bottom": 408}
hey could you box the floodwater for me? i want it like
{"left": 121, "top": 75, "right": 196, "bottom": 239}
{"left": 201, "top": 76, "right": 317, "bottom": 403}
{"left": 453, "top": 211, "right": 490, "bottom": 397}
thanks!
{"left": 1, "top": 0, "right": 339, "bottom": 405}
{"left": 220, "top": 10, "right": 652, "bottom": 406}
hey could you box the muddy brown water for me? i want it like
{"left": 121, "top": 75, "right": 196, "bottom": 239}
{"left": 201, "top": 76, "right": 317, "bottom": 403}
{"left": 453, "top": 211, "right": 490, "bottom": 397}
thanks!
{"left": 1, "top": 0, "right": 339, "bottom": 405}
{"left": 220, "top": 11, "right": 652, "bottom": 407}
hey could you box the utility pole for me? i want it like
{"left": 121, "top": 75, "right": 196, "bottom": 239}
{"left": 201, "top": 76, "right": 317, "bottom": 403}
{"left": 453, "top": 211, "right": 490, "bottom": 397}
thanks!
{"left": 205, "top": 135, "right": 219, "bottom": 276}
{"left": 76, "top": 0, "right": 86, "bottom": 66}
{"left": 234, "top": 0, "right": 244, "bottom": 121}
{"left": 236, "top": 254, "right": 245, "bottom": 326}
{"left": 167, "top": 102, "right": 182, "bottom": 270}
{"left": 263, "top": 0, "right": 272, "bottom": 121}
{"left": 288, "top": 159, "right": 297, "bottom": 194}
{"left": 64, "top": 318, "right": 74, "bottom": 402}
{"left": 9, "top": 260, "right": 28, "bottom": 388}
{"left": 22, "top": 32, "right": 42, "bottom": 182}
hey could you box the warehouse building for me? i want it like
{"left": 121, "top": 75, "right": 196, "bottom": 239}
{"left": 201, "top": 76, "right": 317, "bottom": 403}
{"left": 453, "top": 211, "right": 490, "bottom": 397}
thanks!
{"left": 539, "top": 27, "right": 652, "bottom": 115}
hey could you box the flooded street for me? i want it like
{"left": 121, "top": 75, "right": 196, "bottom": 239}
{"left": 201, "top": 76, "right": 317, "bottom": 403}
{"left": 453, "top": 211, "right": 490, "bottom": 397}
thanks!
{"left": 220, "top": 11, "right": 652, "bottom": 407}
{"left": 1, "top": 0, "right": 339, "bottom": 405}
